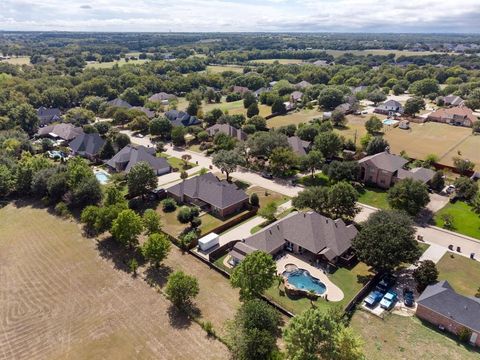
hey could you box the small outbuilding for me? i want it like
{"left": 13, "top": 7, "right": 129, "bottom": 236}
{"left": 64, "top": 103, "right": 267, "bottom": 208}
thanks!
{"left": 198, "top": 233, "right": 219, "bottom": 252}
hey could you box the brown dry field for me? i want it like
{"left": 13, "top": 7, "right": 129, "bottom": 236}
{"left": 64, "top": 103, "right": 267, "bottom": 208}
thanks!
{"left": 0, "top": 203, "right": 229, "bottom": 360}
{"left": 267, "top": 108, "right": 323, "bottom": 129}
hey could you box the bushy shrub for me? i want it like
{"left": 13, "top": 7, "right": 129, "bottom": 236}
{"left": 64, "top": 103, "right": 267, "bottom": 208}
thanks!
{"left": 162, "top": 198, "right": 177, "bottom": 212}
{"left": 54, "top": 201, "right": 70, "bottom": 218}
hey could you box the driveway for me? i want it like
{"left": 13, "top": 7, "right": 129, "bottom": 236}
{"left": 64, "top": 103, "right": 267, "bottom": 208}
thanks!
{"left": 426, "top": 193, "right": 450, "bottom": 213}
{"left": 217, "top": 216, "right": 265, "bottom": 246}
{"left": 409, "top": 243, "right": 447, "bottom": 269}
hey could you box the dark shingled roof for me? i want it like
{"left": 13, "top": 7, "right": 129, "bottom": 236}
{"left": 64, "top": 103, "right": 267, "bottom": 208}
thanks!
{"left": 166, "top": 173, "right": 248, "bottom": 210}
{"left": 106, "top": 145, "right": 170, "bottom": 173}
{"left": 418, "top": 281, "right": 480, "bottom": 333}
{"left": 36, "top": 123, "right": 84, "bottom": 141}
{"left": 165, "top": 110, "right": 200, "bottom": 127}
{"left": 288, "top": 136, "right": 311, "bottom": 156}
{"left": 107, "top": 98, "right": 132, "bottom": 109}
{"left": 69, "top": 133, "right": 105, "bottom": 157}
{"left": 242, "top": 211, "right": 357, "bottom": 261}
{"left": 229, "top": 242, "right": 257, "bottom": 262}
{"left": 376, "top": 99, "right": 403, "bottom": 113}
{"left": 148, "top": 92, "right": 176, "bottom": 102}
{"left": 131, "top": 106, "right": 156, "bottom": 119}
{"left": 37, "top": 107, "right": 62, "bottom": 124}
{"left": 206, "top": 124, "right": 247, "bottom": 141}
{"left": 359, "top": 151, "right": 408, "bottom": 173}
{"left": 397, "top": 167, "right": 436, "bottom": 184}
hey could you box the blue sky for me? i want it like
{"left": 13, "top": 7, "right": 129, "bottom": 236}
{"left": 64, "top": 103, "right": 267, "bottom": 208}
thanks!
{"left": 1, "top": 0, "right": 480, "bottom": 33}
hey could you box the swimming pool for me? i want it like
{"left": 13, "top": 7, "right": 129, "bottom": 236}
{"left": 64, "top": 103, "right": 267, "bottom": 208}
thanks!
{"left": 382, "top": 119, "right": 399, "bottom": 126}
{"left": 283, "top": 268, "right": 327, "bottom": 295}
{"left": 95, "top": 170, "right": 111, "bottom": 185}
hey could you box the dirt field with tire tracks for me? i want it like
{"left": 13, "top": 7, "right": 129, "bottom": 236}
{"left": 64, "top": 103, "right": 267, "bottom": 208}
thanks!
{"left": 0, "top": 203, "right": 228, "bottom": 360}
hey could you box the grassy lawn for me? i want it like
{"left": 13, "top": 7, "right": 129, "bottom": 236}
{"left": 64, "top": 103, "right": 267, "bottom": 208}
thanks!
{"left": 434, "top": 201, "right": 480, "bottom": 240}
{"left": 156, "top": 206, "right": 187, "bottom": 238}
{"left": 324, "top": 49, "right": 442, "bottom": 58}
{"left": 202, "top": 99, "right": 271, "bottom": 118}
{"left": 245, "top": 186, "right": 290, "bottom": 209}
{"left": 267, "top": 108, "right": 322, "bottom": 129}
{"left": 199, "top": 213, "right": 224, "bottom": 235}
{"left": 0, "top": 56, "right": 31, "bottom": 65}
{"left": 264, "top": 262, "right": 372, "bottom": 314}
{"left": 158, "top": 153, "right": 197, "bottom": 170}
{"left": 206, "top": 65, "right": 244, "bottom": 73}
{"left": 418, "top": 242, "right": 430, "bottom": 254}
{"left": 357, "top": 187, "right": 390, "bottom": 209}
{"left": 187, "top": 144, "right": 203, "bottom": 153}
{"left": 249, "top": 59, "right": 304, "bottom": 65}
{"left": 86, "top": 58, "right": 149, "bottom": 69}
{"left": 436, "top": 252, "right": 480, "bottom": 297}
{"left": 351, "top": 310, "right": 479, "bottom": 360}
{"left": 213, "top": 254, "right": 232, "bottom": 273}
{"left": 298, "top": 173, "right": 330, "bottom": 187}
{"left": 0, "top": 203, "right": 228, "bottom": 358}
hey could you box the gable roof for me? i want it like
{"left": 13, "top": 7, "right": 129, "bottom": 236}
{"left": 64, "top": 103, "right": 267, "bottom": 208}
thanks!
{"left": 206, "top": 124, "right": 247, "bottom": 141}
{"left": 295, "top": 80, "right": 312, "bottom": 89}
{"left": 107, "top": 98, "right": 132, "bottom": 109}
{"left": 376, "top": 99, "right": 403, "bottom": 112}
{"left": 106, "top": 145, "right": 170, "bottom": 173}
{"left": 443, "top": 95, "right": 464, "bottom": 106}
{"left": 164, "top": 110, "right": 200, "bottom": 127}
{"left": 428, "top": 106, "right": 477, "bottom": 126}
{"left": 69, "top": 133, "right": 105, "bottom": 157}
{"left": 418, "top": 281, "right": 480, "bottom": 333}
{"left": 397, "top": 167, "right": 436, "bottom": 184}
{"left": 232, "top": 86, "right": 250, "bottom": 94}
{"left": 131, "top": 106, "right": 156, "bottom": 119}
{"left": 288, "top": 136, "right": 311, "bottom": 156}
{"left": 37, "top": 107, "right": 62, "bottom": 123}
{"left": 166, "top": 173, "right": 248, "bottom": 210}
{"left": 290, "top": 91, "right": 303, "bottom": 102}
{"left": 148, "top": 92, "right": 176, "bottom": 102}
{"left": 242, "top": 211, "right": 357, "bottom": 261}
{"left": 36, "top": 123, "right": 84, "bottom": 141}
{"left": 359, "top": 151, "right": 408, "bottom": 173}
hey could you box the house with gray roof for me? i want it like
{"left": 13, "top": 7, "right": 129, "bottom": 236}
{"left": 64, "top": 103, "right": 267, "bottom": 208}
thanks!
{"left": 416, "top": 281, "right": 480, "bottom": 346}
{"left": 165, "top": 110, "right": 200, "bottom": 127}
{"left": 148, "top": 92, "right": 176, "bottom": 104}
{"left": 166, "top": 173, "right": 249, "bottom": 218}
{"left": 106, "top": 145, "right": 170, "bottom": 175}
{"left": 441, "top": 94, "right": 464, "bottom": 107}
{"left": 295, "top": 80, "right": 312, "bottom": 89}
{"left": 37, "top": 107, "right": 62, "bottom": 126}
{"left": 290, "top": 91, "right": 303, "bottom": 104}
{"left": 229, "top": 211, "right": 357, "bottom": 266}
{"left": 107, "top": 98, "right": 132, "bottom": 109}
{"left": 288, "top": 136, "right": 311, "bottom": 156}
{"left": 36, "top": 123, "right": 84, "bottom": 142}
{"left": 359, "top": 151, "right": 435, "bottom": 189}
{"left": 206, "top": 123, "right": 247, "bottom": 141}
{"left": 131, "top": 106, "right": 156, "bottom": 119}
{"left": 69, "top": 133, "right": 105, "bottom": 160}
{"left": 374, "top": 99, "right": 403, "bottom": 116}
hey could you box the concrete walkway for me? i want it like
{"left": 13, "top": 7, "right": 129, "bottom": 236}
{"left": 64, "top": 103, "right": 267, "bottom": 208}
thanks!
{"left": 217, "top": 216, "right": 265, "bottom": 246}
{"left": 412, "top": 243, "right": 447, "bottom": 268}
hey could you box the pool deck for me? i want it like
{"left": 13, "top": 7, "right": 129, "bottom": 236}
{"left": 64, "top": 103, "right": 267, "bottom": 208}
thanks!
{"left": 276, "top": 253, "right": 344, "bottom": 302}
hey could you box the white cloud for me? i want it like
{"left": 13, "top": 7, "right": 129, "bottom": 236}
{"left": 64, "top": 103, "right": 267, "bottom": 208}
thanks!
{"left": 0, "top": 0, "right": 479, "bottom": 32}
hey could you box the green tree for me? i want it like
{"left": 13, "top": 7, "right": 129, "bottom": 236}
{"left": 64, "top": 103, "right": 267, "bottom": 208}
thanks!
{"left": 100, "top": 138, "right": 115, "bottom": 159}
{"left": 186, "top": 100, "right": 200, "bottom": 117}
{"left": 142, "top": 208, "right": 161, "bottom": 234}
{"left": 212, "top": 149, "right": 244, "bottom": 181}
{"left": 213, "top": 132, "right": 236, "bottom": 151}
{"left": 330, "top": 109, "right": 346, "bottom": 127}
{"left": 367, "top": 90, "right": 387, "bottom": 105}
{"left": 127, "top": 162, "right": 157, "bottom": 199}
{"left": 0, "top": 164, "right": 15, "bottom": 198}
{"left": 430, "top": 170, "right": 445, "bottom": 192}
{"left": 314, "top": 131, "right": 343, "bottom": 159}
{"left": 413, "top": 260, "right": 439, "bottom": 291}
{"left": 365, "top": 115, "right": 383, "bottom": 135}
{"left": 271, "top": 98, "right": 286, "bottom": 114}
{"left": 246, "top": 102, "right": 259, "bottom": 118}
{"left": 352, "top": 210, "right": 421, "bottom": 273}
{"left": 142, "top": 233, "right": 171, "bottom": 268}
{"left": 245, "top": 115, "right": 267, "bottom": 131}
{"left": 269, "top": 147, "right": 298, "bottom": 177}
{"left": 453, "top": 157, "right": 474, "bottom": 176}
{"left": 325, "top": 160, "right": 359, "bottom": 183}
{"left": 366, "top": 137, "right": 389, "bottom": 155}
{"left": 454, "top": 177, "right": 478, "bottom": 201}
{"left": 387, "top": 178, "right": 430, "bottom": 216}
{"left": 249, "top": 193, "right": 259, "bottom": 207}
{"left": 165, "top": 270, "right": 200, "bottom": 308}
{"left": 328, "top": 181, "right": 359, "bottom": 220}
{"left": 403, "top": 97, "right": 425, "bottom": 117}
{"left": 150, "top": 117, "right": 173, "bottom": 138}
{"left": 318, "top": 87, "right": 344, "bottom": 110}
{"left": 171, "top": 126, "right": 186, "bottom": 146}
{"left": 230, "top": 251, "right": 276, "bottom": 300}
{"left": 409, "top": 78, "right": 439, "bottom": 96}
{"left": 243, "top": 92, "right": 257, "bottom": 109}
{"left": 247, "top": 131, "right": 289, "bottom": 158}
{"left": 292, "top": 187, "right": 330, "bottom": 215}
{"left": 284, "top": 307, "right": 363, "bottom": 360}
{"left": 299, "top": 150, "right": 325, "bottom": 178}
{"left": 9, "top": 103, "right": 39, "bottom": 135}
{"left": 258, "top": 201, "right": 278, "bottom": 223}
{"left": 111, "top": 209, "right": 144, "bottom": 249}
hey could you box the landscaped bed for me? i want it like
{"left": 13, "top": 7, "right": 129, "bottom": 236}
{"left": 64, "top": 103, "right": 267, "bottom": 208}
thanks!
{"left": 434, "top": 201, "right": 480, "bottom": 240}
{"left": 436, "top": 252, "right": 480, "bottom": 297}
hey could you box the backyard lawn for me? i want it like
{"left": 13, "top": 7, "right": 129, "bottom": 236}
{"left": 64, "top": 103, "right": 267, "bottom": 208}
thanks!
{"left": 351, "top": 310, "right": 479, "bottom": 360}
{"left": 245, "top": 186, "right": 290, "bottom": 209}
{"left": 298, "top": 173, "right": 330, "bottom": 187}
{"left": 158, "top": 153, "right": 197, "bottom": 170}
{"left": 357, "top": 187, "right": 390, "bottom": 209}
{"left": 264, "top": 262, "right": 372, "bottom": 314}
{"left": 156, "top": 206, "right": 187, "bottom": 238}
{"left": 202, "top": 99, "right": 271, "bottom": 118}
{"left": 199, "top": 210, "right": 251, "bottom": 235}
{"left": 436, "top": 252, "right": 480, "bottom": 297}
{"left": 434, "top": 201, "right": 480, "bottom": 240}
{"left": 206, "top": 65, "right": 244, "bottom": 73}
{"left": 85, "top": 58, "right": 149, "bottom": 69}
{"left": 267, "top": 108, "right": 322, "bottom": 129}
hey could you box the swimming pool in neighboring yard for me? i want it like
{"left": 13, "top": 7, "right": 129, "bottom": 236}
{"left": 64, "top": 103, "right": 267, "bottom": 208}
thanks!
{"left": 382, "top": 118, "right": 399, "bottom": 126}
{"left": 94, "top": 170, "right": 111, "bottom": 185}
{"left": 283, "top": 266, "right": 327, "bottom": 295}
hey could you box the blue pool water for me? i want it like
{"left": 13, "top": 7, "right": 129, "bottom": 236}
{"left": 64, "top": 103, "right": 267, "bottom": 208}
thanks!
{"left": 95, "top": 171, "right": 111, "bottom": 185}
{"left": 283, "top": 269, "right": 327, "bottom": 295}
{"left": 382, "top": 119, "right": 398, "bottom": 126}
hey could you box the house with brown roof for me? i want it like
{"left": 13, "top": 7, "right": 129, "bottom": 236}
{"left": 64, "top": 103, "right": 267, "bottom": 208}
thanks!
{"left": 416, "top": 281, "right": 480, "bottom": 346}
{"left": 229, "top": 211, "right": 358, "bottom": 266}
{"left": 232, "top": 86, "right": 250, "bottom": 95}
{"left": 36, "top": 123, "right": 84, "bottom": 142}
{"left": 148, "top": 92, "right": 176, "bottom": 104}
{"left": 358, "top": 151, "right": 435, "bottom": 189}
{"left": 427, "top": 106, "right": 477, "bottom": 127}
{"left": 166, "top": 173, "right": 249, "bottom": 218}
{"left": 288, "top": 136, "right": 311, "bottom": 156}
{"left": 206, "top": 123, "right": 247, "bottom": 141}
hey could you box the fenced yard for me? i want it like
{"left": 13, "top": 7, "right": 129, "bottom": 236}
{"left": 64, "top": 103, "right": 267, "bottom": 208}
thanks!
{"left": 0, "top": 203, "right": 228, "bottom": 359}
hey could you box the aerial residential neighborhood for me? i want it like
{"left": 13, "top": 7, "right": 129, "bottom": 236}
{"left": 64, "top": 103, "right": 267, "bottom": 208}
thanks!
{"left": 1, "top": 2, "right": 480, "bottom": 360}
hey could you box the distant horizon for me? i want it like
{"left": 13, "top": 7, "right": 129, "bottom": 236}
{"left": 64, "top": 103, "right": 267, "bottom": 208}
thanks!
{"left": 1, "top": 0, "right": 479, "bottom": 33}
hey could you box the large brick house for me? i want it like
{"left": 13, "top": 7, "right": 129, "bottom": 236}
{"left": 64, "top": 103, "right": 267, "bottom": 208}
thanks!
{"left": 416, "top": 281, "right": 480, "bottom": 346}
{"left": 358, "top": 151, "right": 435, "bottom": 189}
{"left": 229, "top": 211, "right": 358, "bottom": 266}
{"left": 166, "top": 173, "right": 249, "bottom": 218}
{"left": 427, "top": 106, "right": 477, "bottom": 127}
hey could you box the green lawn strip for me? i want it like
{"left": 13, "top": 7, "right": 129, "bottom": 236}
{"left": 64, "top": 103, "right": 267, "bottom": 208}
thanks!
{"left": 199, "top": 213, "right": 224, "bottom": 235}
{"left": 418, "top": 242, "right": 430, "bottom": 254}
{"left": 436, "top": 252, "right": 480, "bottom": 297}
{"left": 264, "top": 262, "right": 371, "bottom": 314}
{"left": 213, "top": 254, "right": 232, "bottom": 273}
{"left": 245, "top": 186, "right": 290, "bottom": 209}
{"left": 351, "top": 310, "right": 479, "bottom": 360}
{"left": 357, "top": 187, "right": 390, "bottom": 209}
{"left": 158, "top": 153, "right": 197, "bottom": 170}
{"left": 434, "top": 201, "right": 480, "bottom": 240}
{"left": 297, "top": 173, "right": 330, "bottom": 187}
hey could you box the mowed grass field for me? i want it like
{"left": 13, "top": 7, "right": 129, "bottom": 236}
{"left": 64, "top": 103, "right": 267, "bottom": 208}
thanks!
{"left": 202, "top": 99, "right": 272, "bottom": 117}
{"left": 249, "top": 59, "right": 305, "bottom": 65}
{"left": 86, "top": 58, "right": 149, "bottom": 69}
{"left": 351, "top": 311, "right": 479, "bottom": 360}
{"left": 0, "top": 56, "right": 31, "bottom": 65}
{"left": 436, "top": 252, "right": 480, "bottom": 297}
{"left": 324, "top": 49, "right": 442, "bottom": 59}
{"left": 267, "top": 108, "right": 323, "bottom": 129}
{"left": 206, "top": 65, "right": 244, "bottom": 73}
{"left": 0, "top": 204, "right": 229, "bottom": 360}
